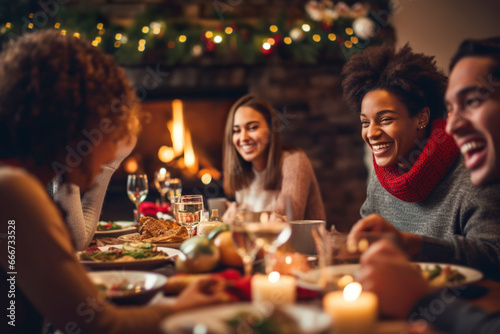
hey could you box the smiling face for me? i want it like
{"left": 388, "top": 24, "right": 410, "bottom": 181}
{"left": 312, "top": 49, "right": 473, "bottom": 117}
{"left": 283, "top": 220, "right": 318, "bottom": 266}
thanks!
{"left": 360, "top": 89, "right": 428, "bottom": 170}
{"left": 445, "top": 56, "right": 500, "bottom": 186}
{"left": 232, "top": 106, "right": 271, "bottom": 171}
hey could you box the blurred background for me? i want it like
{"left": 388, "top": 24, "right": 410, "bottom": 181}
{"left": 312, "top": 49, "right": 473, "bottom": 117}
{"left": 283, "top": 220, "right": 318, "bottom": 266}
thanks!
{"left": 2, "top": 0, "right": 499, "bottom": 231}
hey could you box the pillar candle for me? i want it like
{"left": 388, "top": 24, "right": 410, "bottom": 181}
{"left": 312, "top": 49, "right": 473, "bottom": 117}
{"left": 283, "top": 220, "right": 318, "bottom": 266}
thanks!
{"left": 323, "top": 282, "right": 378, "bottom": 334}
{"left": 251, "top": 272, "right": 296, "bottom": 305}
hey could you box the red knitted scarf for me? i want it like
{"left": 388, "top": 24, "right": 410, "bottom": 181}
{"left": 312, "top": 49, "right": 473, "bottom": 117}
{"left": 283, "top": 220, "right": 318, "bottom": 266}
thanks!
{"left": 373, "top": 119, "right": 459, "bottom": 203}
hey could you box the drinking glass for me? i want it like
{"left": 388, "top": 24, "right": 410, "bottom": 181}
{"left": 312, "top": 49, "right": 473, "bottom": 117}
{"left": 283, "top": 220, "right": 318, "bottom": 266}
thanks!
{"left": 154, "top": 168, "right": 170, "bottom": 205}
{"left": 127, "top": 174, "right": 148, "bottom": 223}
{"left": 229, "top": 209, "right": 264, "bottom": 277}
{"left": 175, "top": 195, "right": 203, "bottom": 238}
{"left": 165, "top": 178, "right": 182, "bottom": 204}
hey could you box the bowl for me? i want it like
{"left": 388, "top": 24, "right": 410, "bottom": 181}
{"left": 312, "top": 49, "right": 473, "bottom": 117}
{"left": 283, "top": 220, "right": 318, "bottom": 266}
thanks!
{"left": 88, "top": 270, "right": 167, "bottom": 305}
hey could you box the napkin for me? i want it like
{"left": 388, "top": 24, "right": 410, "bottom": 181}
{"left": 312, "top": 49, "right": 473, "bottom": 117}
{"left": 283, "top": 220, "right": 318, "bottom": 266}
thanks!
{"left": 213, "top": 269, "right": 320, "bottom": 301}
{"left": 139, "top": 201, "right": 172, "bottom": 217}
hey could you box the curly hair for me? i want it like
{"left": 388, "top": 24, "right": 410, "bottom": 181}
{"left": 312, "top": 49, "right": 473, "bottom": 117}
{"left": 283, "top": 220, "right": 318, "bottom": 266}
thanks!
{"left": 0, "top": 30, "right": 138, "bottom": 176}
{"left": 450, "top": 36, "right": 500, "bottom": 78}
{"left": 341, "top": 43, "right": 447, "bottom": 123}
{"left": 223, "top": 94, "right": 283, "bottom": 198}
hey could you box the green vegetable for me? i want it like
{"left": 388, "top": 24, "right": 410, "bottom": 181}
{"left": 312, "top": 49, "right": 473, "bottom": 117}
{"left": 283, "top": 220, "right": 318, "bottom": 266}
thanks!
{"left": 207, "top": 224, "right": 230, "bottom": 241}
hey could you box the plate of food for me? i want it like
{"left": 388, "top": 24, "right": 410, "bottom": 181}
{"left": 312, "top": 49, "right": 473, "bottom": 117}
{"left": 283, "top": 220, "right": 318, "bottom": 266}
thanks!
{"left": 160, "top": 303, "right": 331, "bottom": 334}
{"left": 117, "top": 216, "right": 189, "bottom": 248}
{"left": 79, "top": 242, "right": 181, "bottom": 270}
{"left": 94, "top": 221, "right": 137, "bottom": 237}
{"left": 89, "top": 270, "right": 167, "bottom": 305}
{"left": 295, "top": 262, "right": 483, "bottom": 291}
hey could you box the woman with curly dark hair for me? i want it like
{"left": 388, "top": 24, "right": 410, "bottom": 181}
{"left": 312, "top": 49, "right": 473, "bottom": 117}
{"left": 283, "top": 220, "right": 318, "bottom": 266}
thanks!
{"left": 0, "top": 30, "right": 229, "bottom": 334}
{"left": 342, "top": 44, "right": 500, "bottom": 279}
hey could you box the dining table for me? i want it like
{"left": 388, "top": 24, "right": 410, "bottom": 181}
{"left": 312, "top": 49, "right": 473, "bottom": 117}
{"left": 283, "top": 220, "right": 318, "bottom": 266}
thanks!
{"left": 90, "top": 235, "right": 500, "bottom": 334}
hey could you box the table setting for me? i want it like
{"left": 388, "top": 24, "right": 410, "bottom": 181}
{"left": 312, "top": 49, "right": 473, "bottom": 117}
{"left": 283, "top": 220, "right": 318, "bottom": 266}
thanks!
{"left": 85, "top": 189, "right": 500, "bottom": 334}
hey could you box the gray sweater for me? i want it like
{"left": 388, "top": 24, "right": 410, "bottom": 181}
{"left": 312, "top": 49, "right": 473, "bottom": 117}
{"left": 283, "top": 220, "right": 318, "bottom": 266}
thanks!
{"left": 361, "top": 157, "right": 500, "bottom": 279}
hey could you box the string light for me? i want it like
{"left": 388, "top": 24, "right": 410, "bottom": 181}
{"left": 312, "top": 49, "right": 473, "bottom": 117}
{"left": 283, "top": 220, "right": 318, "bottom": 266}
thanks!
{"left": 138, "top": 45, "right": 145, "bottom": 52}
{"left": 60, "top": 30, "right": 66, "bottom": 36}
{"left": 312, "top": 34, "right": 321, "bottom": 42}
{"left": 139, "top": 39, "right": 146, "bottom": 46}
{"left": 98, "top": 29, "right": 105, "bottom": 35}
{"left": 5, "top": 22, "right": 11, "bottom": 29}
{"left": 345, "top": 27, "right": 354, "bottom": 35}
{"left": 284, "top": 37, "right": 292, "bottom": 44}
{"left": 95, "top": 36, "right": 102, "bottom": 43}
{"left": 262, "top": 42, "right": 271, "bottom": 50}
{"left": 92, "top": 40, "right": 99, "bottom": 47}
{"left": 179, "top": 35, "right": 187, "bottom": 43}
{"left": 270, "top": 25, "right": 278, "bottom": 33}
{"left": 142, "top": 26, "right": 149, "bottom": 34}
{"left": 29, "top": 13, "right": 34, "bottom": 19}
{"left": 201, "top": 173, "right": 212, "bottom": 185}
{"left": 214, "top": 35, "right": 223, "bottom": 43}
{"left": 351, "top": 36, "right": 359, "bottom": 44}
{"left": 302, "top": 24, "right": 311, "bottom": 32}
{"left": 344, "top": 41, "right": 353, "bottom": 48}
{"left": 328, "top": 33, "right": 336, "bottom": 41}
{"left": 73, "top": 32, "right": 80, "bottom": 38}
{"left": 225, "top": 27, "right": 233, "bottom": 34}
{"left": 115, "top": 33, "right": 122, "bottom": 40}
{"left": 96, "top": 23, "right": 103, "bottom": 30}
{"left": 114, "top": 41, "right": 121, "bottom": 48}
{"left": 267, "top": 38, "right": 275, "bottom": 45}
{"left": 205, "top": 31, "right": 213, "bottom": 39}
{"left": 28, "top": 23, "right": 33, "bottom": 29}
{"left": 54, "top": 22, "right": 60, "bottom": 29}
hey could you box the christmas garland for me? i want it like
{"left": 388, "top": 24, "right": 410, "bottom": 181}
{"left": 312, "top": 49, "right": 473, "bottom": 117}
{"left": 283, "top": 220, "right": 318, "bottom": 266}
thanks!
{"left": 0, "top": 1, "right": 393, "bottom": 65}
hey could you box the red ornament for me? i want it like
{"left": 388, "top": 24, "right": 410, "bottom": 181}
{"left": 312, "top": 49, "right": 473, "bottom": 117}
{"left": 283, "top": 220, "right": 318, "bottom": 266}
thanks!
{"left": 319, "top": 22, "right": 332, "bottom": 31}
{"left": 336, "top": 37, "right": 344, "bottom": 45}
{"left": 273, "top": 33, "right": 282, "bottom": 44}
{"left": 205, "top": 40, "right": 216, "bottom": 52}
{"left": 261, "top": 45, "right": 273, "bottom": 55}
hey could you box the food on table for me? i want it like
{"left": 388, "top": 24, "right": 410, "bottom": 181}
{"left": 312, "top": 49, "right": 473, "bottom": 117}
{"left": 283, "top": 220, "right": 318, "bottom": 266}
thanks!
{"left": 97, "top": 221, "right": 123, "bottom": 231}
{"left": 176, "top": 236, "right": 220, "bottom": 273}
{"left": 79, "top": 242, "right": 170, "bottom": 262}
{"left": 95, "top": 279, "right": 146, "bottom": 297}
{"left": 207, "top": 224, "right": 230, "bottom": 240}
{"left": 272, "top": 252, "right": 311, "bottom": 276}
{"left": 225, "top": 307, "right": 299, "bottom": 334}
{"left": 135, "top": 216, "right": 189, "bottom": 243}
{"left": 414, "top": 264, "right": 466, "bottom": 286}
{"left": 213, "top": 230, "right": 244, "bottom": 267}
{"left": 163, "top": 273, "right": 212, "bottom": 295}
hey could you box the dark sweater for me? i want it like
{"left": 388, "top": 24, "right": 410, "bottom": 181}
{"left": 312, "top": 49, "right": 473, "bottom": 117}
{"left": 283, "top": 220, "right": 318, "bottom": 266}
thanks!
{"left": 361, "top": 157, "right": 500, "bottom": 279}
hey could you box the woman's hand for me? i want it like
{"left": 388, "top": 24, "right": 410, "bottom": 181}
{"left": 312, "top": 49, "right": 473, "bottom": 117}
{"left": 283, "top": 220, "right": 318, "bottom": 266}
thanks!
{"left": 347, "top": 214, "right": 422, "bottom": 257}
{"left": 172, "top": 277, "right": 231, "bottom": 312}
{"left": 358, "top": 239, "right": 432, "bottom": 318}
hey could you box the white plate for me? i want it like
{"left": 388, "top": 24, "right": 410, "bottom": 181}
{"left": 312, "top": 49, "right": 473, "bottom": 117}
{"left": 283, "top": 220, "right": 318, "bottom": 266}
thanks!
{"left": 79, "top": 245, "right": 181, "bottom": 271}
{"left": 117, "top": 233, "right": 184, "bottom": 249}
{"left": 95, "top": 221, "right": 137, "bottom": 237}
{"left": 88, "top": 270, "right": 167, "bottom": 305}
{"left": 160, "top": 303, "right": 331, "bottom": 334}
{"left": 296, "top": 262, "right": 483, "bottom": 291}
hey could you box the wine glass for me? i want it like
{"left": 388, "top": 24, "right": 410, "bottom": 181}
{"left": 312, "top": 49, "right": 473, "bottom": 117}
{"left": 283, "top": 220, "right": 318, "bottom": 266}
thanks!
{"left": 165, "top": 178, "right": 182, "bottom": 204}
{"left": 127, "top": 174, "right": 148, "bottom": 223}
{"left": 229, "top": 208, "right": 264, "bottom": 277}
{"left": 154, "top": 168, "right": 170, "bottom": 205}
{"left": 175, "top": 195, "right": 203, "bottom": 238}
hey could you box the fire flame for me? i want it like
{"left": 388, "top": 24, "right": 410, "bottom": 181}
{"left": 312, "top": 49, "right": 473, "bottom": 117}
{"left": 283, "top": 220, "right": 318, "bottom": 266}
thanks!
{"left": 171, "top": 99, "right": 184, "bottom": 156}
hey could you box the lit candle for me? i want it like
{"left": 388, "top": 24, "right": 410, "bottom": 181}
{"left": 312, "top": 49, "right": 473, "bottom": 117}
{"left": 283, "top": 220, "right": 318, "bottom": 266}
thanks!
{"left": 251, "top": 272, "right": 296, "bottom": 305}
{"left": 323, "top": 282, "right": 378, "bottom": 334}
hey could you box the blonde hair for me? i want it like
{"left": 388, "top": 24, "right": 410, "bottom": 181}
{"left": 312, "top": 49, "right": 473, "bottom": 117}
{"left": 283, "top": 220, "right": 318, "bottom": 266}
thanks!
{"left": 223, "top": 94, "right": 283, "bottom": 198}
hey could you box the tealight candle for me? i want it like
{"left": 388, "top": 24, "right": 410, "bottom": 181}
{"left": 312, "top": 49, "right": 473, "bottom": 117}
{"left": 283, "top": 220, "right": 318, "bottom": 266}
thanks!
{"left": 251, "top": 271, "right": 296, "bottom": 305}
{"left": 323, "top": 282, "right": 378, "bottom": 334}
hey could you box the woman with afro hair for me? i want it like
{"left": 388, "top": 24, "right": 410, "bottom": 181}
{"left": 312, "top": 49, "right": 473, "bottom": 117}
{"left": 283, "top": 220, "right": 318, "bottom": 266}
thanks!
{"left": 343, "top": 44, "right": 500, "bottom": 280}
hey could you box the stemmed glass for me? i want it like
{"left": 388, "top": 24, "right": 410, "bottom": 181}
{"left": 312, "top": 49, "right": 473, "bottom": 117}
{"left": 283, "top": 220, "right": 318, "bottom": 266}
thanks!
{"left": 229, "top": 209, "right": 264, "bottom": 277}
{"left": 175, "top": 195, "right": 203, "bottom": 238}
{"left": 154, "top": 168, "right": 170, "bottom": 205}
{"left": 127, "top": 174, "right": 149, "bottom": 223}
{"left": 165, "top": 178, "right": 182, "bottom": 204}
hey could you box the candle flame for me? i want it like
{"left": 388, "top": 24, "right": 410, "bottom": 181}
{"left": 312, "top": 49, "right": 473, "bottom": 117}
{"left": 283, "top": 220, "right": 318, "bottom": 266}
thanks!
{"left": 343, "top": 282, "right": 362, "bottom": 302}
{"left": 268, "top": 271, "right": 280, "bottom": 283}
{"left": 285, "top": 256, "right": 292, "bottom": 264}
